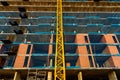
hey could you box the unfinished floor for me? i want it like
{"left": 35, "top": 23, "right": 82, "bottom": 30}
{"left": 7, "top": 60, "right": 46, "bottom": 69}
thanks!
{"left": 0, "top": 0, "right": 120, "bottom": 80}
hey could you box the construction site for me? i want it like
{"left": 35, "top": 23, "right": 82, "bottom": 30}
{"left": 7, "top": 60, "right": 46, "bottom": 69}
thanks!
{"left": 0, "top": 0, "right": 120, "bottom": 80}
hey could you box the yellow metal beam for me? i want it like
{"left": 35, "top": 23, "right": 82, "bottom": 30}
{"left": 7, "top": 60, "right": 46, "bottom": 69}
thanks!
{"left": 54, "top": 0, "right": 66, "bottom": 80}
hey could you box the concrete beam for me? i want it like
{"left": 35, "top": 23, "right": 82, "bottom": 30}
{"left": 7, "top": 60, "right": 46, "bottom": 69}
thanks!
{"left": 78, "top": 72, "right": 82, "bottom": 80}
{"left": 108, "top": 71, "right": 118, "bottom": 80}
{"left": 14, "top": 72, "right": 21, "bottom": 80}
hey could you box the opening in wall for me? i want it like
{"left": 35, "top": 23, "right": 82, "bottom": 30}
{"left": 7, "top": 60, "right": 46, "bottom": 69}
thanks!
{"left": 23, "top": 56, "right": 29, "bottom": 67}
{"left": 84, "top": 36, "right": 88, "bottom": 43}
{"left": 112, "top": 36, "right": 117, "bottom": 43}
{"left": 26, "top": 45, "right": 31, "bottom": 54}
{"left": 4, "top": 56, "right": 16, "bottom": 67}
{"left": 86, "top": 45, "right": 91, "bottom": 54}
{"left": 88, "top": 56, "right": 94, "bottom": 67}
{"left": 116, "top": 46, "right": 120, "bottom": 53}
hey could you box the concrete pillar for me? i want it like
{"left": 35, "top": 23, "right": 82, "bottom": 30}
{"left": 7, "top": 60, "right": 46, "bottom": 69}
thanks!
{"left": 78, "top": 72, "right": 82, "bottom": 80}
{"left": 108, "top": 71, "right": 118, "bottom": 80}
{"left": 50, "top": 59, "right": 53, "bottom": 66}
{"left": 14, "top": 72, "right": 21, "bottom": 80}
{"left": 47, "top": 33, "right": 53, "bottom": 80}
{"left": 47, "top": 72, "right": 52, "bottom": 80}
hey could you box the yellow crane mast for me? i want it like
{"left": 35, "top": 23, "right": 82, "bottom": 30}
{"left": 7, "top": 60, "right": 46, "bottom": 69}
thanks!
{"left": 54, "top": 0, "right": 66, "bottom": 80}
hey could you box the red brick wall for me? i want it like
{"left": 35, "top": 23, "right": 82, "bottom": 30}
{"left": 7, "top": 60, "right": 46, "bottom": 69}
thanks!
{"left": 104, "top": 56, "right": 120, "bottom": 67}
{"left": 14, "top": 44, "right": 28, "bottom": 68}
{"left": 102, "top": 34, "right": 120, "bottom": 67}
{"left": 75, "top": 34, "right": 90, "bottom": 67}
{"left": 102, "top": 34, "right": 119, "bottom": 54}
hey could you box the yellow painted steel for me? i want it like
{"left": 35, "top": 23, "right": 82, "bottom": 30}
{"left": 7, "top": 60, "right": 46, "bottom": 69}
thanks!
{"left": 54, "top": 0, "right": 66, "bottom": 80}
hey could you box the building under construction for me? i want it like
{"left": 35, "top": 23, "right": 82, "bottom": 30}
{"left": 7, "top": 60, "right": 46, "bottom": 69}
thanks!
{"left": 0, "top": 0, "right": 120, "bottom": 80}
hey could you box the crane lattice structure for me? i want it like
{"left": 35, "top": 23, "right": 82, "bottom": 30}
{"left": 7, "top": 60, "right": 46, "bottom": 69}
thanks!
{"left": 54, "top": 0, "right": 66, "bottom": 80}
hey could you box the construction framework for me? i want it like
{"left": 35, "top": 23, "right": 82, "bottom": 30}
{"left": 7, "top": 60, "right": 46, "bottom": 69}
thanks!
{"left": 0, "top": 0, "right": 120, "bottom": 80}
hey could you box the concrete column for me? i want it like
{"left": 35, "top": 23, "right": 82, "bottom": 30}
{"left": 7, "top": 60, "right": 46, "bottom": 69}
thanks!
{"left": 50, "top": 59, "right": 53, "bottom": 66}
{"left": 108, "top": 71, "right": 118, "bottom": 80}
{"left": 47, "top": 72, "right": 52, "bottom": 80}
{"left": 14, "top": 72, "right": 21, "bottom": 80}
{"left": 48, "top": 33, "right": 53, "bottom": 80}
{"left": 78, "top": 72, "right": 82, "bottom": 80}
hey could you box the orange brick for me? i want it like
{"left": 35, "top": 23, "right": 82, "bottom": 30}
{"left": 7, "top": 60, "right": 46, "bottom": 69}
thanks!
{"left": 76, "top": 46, "right": 90, "bottom": 67}
{"left": 103, "top": 46, "right": 119, "bottom": 54}
{"left": 14, "top": 44, "right": 28, "bottom": 68}
{"left": 104, "top": 56, "right": 120, "bottom": 67}
{"left": 75, "top": 34, "right": 90, "bottom": 67}
{"left": 101, "top": 34, "right": 115, "bottom": 43}
{"left": 102, "top": 34, "right": 120, "bottom": 67}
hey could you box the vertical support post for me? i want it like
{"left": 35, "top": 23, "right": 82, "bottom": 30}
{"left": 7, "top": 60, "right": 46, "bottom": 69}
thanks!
{"left": 87, "top": 35, "right": 96, "bottom": 67}
{"left": 48, "top": 33, "right": 53, "bottom": 66}
{"left": 49, "top": 58, "right": 53, "bottom": 67}
{"left": 47, "top": 33, "right": 53, "bottom": 80}
{"left": 78, "top": 72, "right": 83, "bottom": 80}
{"left": 47, "top": 58, "right": 53, "bottom": 80}
{"left": 27, "top": 45, "right": 33, "bottom": 67}
{"left": 14, "top": 72, "right": 21, "bottom": 80}
{"left": 0, "top": 45, "right": 4, "bottom": 68}
{"left": 108, "top": 71, "right": 118, "bottom": 80}
{"left": 48, "top": 33, "right": 53, "bottom": 55}
{"left": 48, "top": 72, "right": 52, "bottom": 80}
